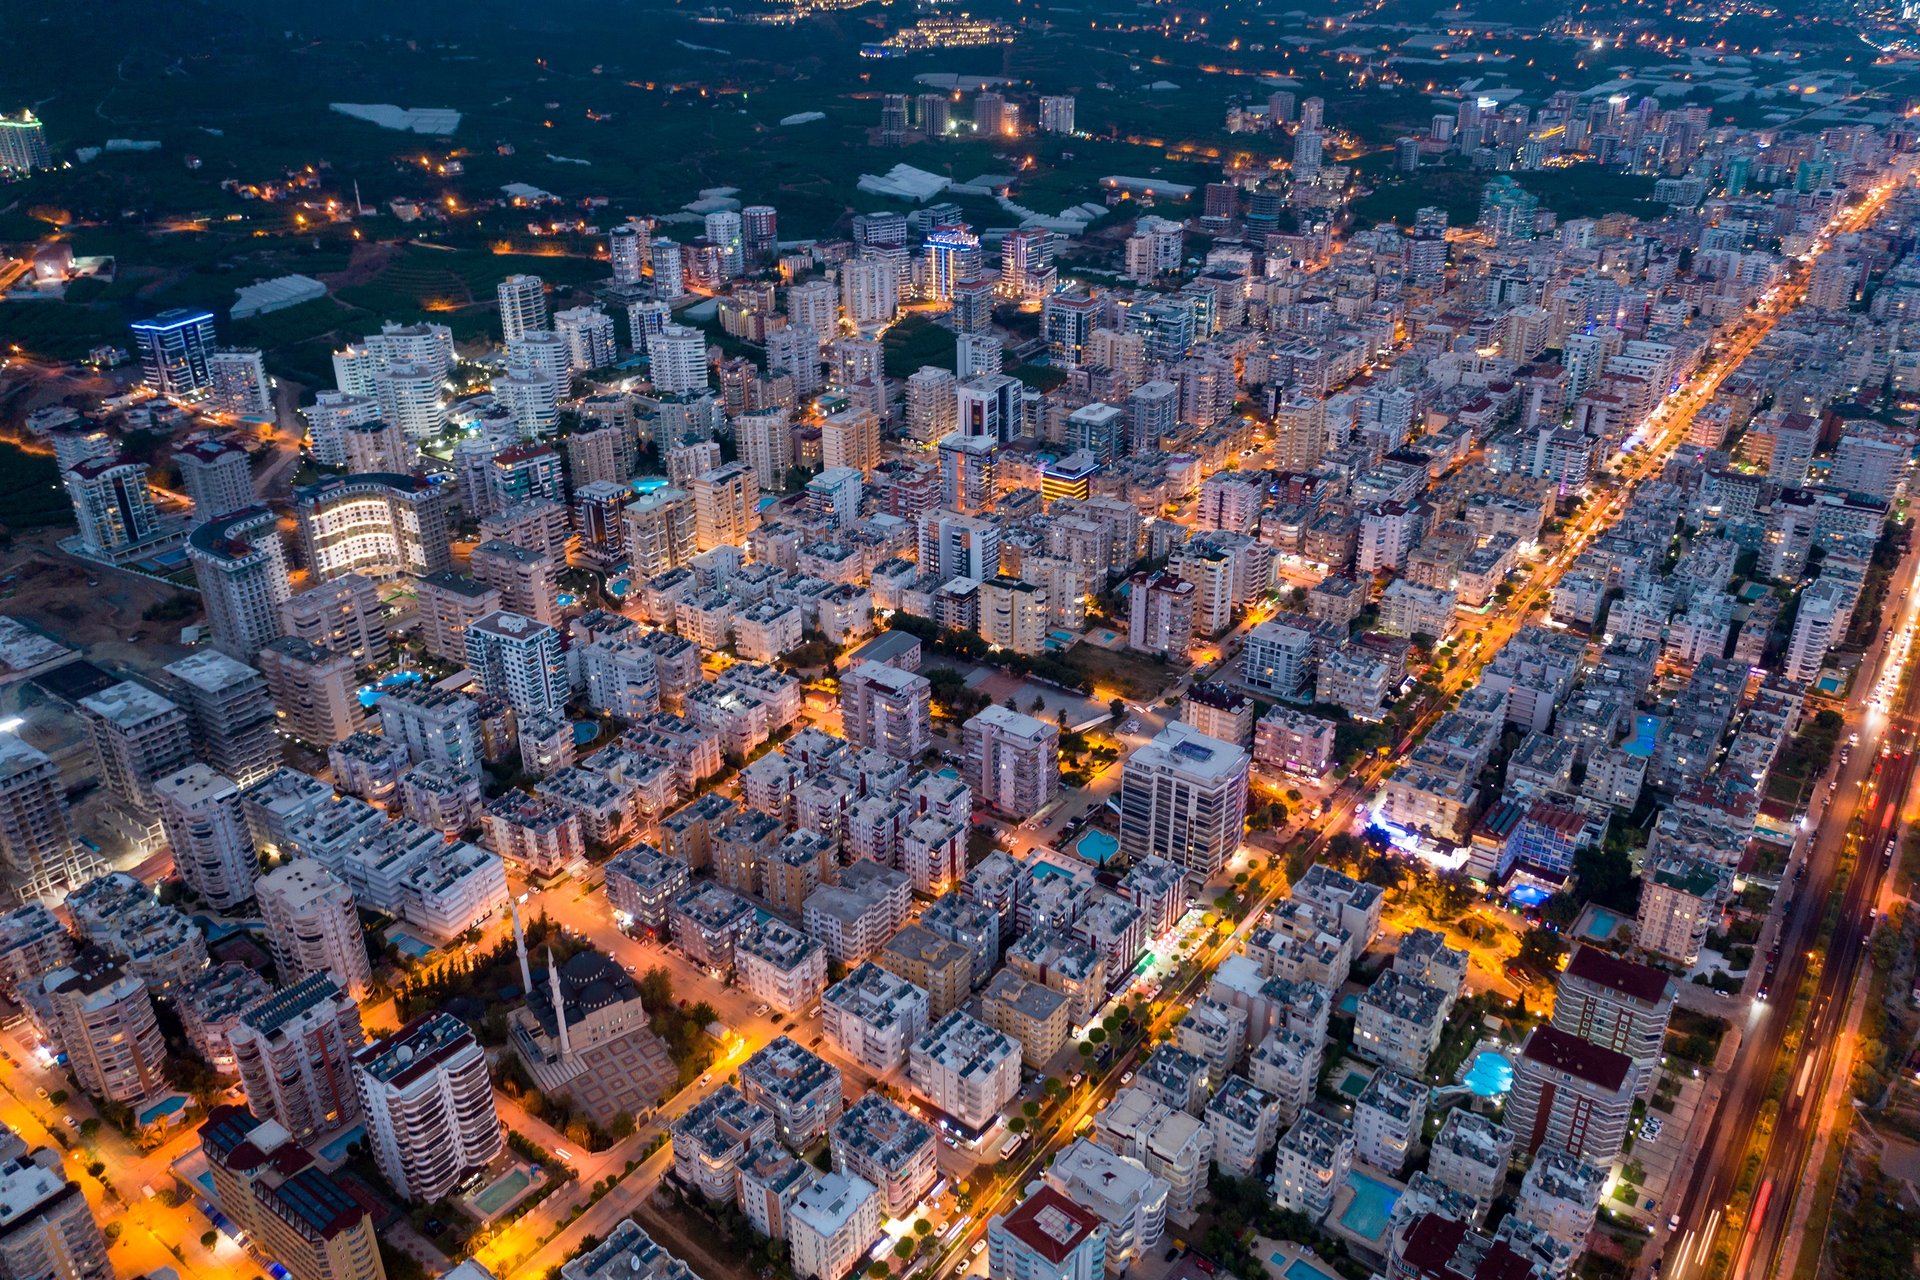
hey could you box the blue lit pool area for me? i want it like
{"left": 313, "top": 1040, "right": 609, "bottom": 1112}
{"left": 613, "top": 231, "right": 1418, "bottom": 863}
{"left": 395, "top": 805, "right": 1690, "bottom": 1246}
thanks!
{"left": 1508, "top": 884, "right": 1552, "bottom": 909}
{"left": 632, "top": 477, "right": 668, "bottom": 496}
{"left": 390, "top": 932, "right": 435, "bottom": 960}
{"left": 1337, "top": 1171, "right": 1401, "bottom": 1242}
{"left": 138, "top": 1094, "right": 188, "bottom": 1126}
{"left": 1464, "top": 1049, "right": 1514, "bottom": 1098}
{"left": 1030, "top": 860, "right": 1076, "bottom": 882}
{"left": 573, "top": 720, "right": 599, "bottom": 745}
{"left": 1074, "top": 830, "right": 1119, "bottom": 864}
{"left": 1279, "top": 1259, "right": 1338, "bottom": 1280}
{"left": 356, "top": 669, "right": 424, "bottom": 709}
{"left": 1624, "top": 713, "right": 1660, "bottom": 758}
{"left": 608, "top": 577, "right": 631, "bottom": 597}
{"left": 557, "top": 592, "right": 578, "bottom": 608}
{"left": 318, "top": 1125, "right": 365, "bottom": 1163}
{"left": 1579, "top": 907, "right": 1623, "bottom": 941}
{"left": 1337, "top": 991, "right": 1361, "bottom": 1016}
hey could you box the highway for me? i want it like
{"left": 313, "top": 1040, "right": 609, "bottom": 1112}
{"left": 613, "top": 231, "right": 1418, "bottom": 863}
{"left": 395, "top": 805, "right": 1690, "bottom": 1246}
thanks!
{"left": 1646, "top": 176, "right": 1911, "bottom": 1280}
{"left": 920, "top": 168, "right": 1911, "bottom": 1280}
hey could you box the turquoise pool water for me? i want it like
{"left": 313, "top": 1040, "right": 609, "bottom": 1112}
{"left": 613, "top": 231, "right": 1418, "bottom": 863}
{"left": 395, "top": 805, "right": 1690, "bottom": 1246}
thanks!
{"left": 1074, "top": 830, "right": 1119, "bottom": 864}
{"left": 391, "top": 933, "right": 434, "bottom": 959}
{"left": 138, "top": 1094, "right": 187, "bottom": 1124}
{"left": 573, "top": 720, "right": 598, "bottom": 745}
{"left": 471, "top": 1168, "right": 532, "bottom": 1215}
{"left": 1337, "top": 992, "right": 1360, "bottom": 1015}
{"left": 1030, "top": 860, "right": 1075, "bottom": 881}
{"left": 558, "top": 593, "right": 578, "bottom": 608}
{"left": 1464, "top": 1050, "right": 1514, "bottom": 1098}
{"left": 1339, "top": 1171, "right": 1400, "bottom": 1241}
{"left": 632, "top": 477, "right": 667, "bottom": 495}
{"left": 1581, "top": 907, "right": 1622, "bottom": 940}
{"left": 318, "top": 1124, "right": 365, "bottom": 1163}
{"left": 1337, "top": 1069, "right": 1369, "bottom": 1098}
{"left": 356, "top": 669, "right": 424, "bottom": 708}
{"left": 1279, "top": 1259, "right": 1337, "bottom": 1280}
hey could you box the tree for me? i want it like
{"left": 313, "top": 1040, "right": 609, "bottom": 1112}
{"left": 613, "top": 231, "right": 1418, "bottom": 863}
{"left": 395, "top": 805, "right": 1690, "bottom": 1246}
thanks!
{"left": 893, "top": 1239, "right": 915, "bottom": 1260}
{"left": 1110, "top": 698, "right": 1126, "bottom": 720}
{"left": 915, "top": 1219, "right": 934, "bottom": 1237}
{"left": 1517, "top": 926, "right": 1568, "bottom": 975}
{"left": 869, "top": 1264, "right": 891, "bottom": 1279}
{"left": 1008, "top": 1116, "right": 1027, "bottom": 1133}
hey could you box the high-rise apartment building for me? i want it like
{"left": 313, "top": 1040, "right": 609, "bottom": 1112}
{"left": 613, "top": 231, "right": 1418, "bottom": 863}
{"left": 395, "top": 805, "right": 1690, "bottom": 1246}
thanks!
{"left": 39, "top": 948, "right": 166, "bottom": 1105}
{"left": 690, "top": 462, "right": 760, "bottom": 552}
{"left": 840, "top": 662, "right": 932, "bottom": 761}
{"left": 647, "top": 324, "right": 708, "bottom": 395}
{"left": 466, "top": 611, "right": 567, "bottom": 715}
{"left": 963, "top": 705, "right": 1060, "bottom": 820}
{"left": 130, "top": 309, "right": 218, "bottom": 397}
{"left": 258, "top": 638, "right": 360, "bottom": 746}
{"left": 229, "top": 973, "right": 366, "bottom": 1140}
{"left": 189, "top": 507, "right": 292, "bottom": 660}
{"left": 78, "top": 680, "right": 193, "bottom": 814}
{"left": 497, "top": 274, "right": 549, "bottom": 344}
{"left": 0, "top": 735, "right": 91, "bottom": 903}
{"left": 257, "top": 859, "right": 372, "bottom": 999}
{"left": 293, "top": 474, "right": 453, "bottom": 582}
{"left": 163, "top": 649, "right": 280, "bottom": 786}
{"left": 0, "top": 111, "right": 53, "bottom": 172}
{"left": 352, "top": 1013, "right": 502, "bottom": 1202}
{"left": 1117, "top": 723, "right": 1250, "bottom": 881}
{"left": 176, "top": 437, "right": 256, "bottom": 520}
{"left": 1127, "top": 572, "right": 1196, "bottom": 661}
{"left": 64, "top": 458, "right": 161, "bottom": 557}
{"left": 154, "top": 764, "right": 257, "bottom": 909}
{"left": 0, "top": 1145, "right": 112, "bottom": 1280}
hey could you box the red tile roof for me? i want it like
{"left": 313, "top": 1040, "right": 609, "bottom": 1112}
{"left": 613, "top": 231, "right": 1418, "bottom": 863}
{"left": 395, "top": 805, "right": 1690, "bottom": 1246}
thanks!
{"left": 1520, "top": 1025, "right": 1632, "bottom": 1093}
{"left": 1564, "top": 945, "right": 1674, "bottom": 1006}
{"left": 1000, "top": 1187, "right": 1102, "bottom": 1264}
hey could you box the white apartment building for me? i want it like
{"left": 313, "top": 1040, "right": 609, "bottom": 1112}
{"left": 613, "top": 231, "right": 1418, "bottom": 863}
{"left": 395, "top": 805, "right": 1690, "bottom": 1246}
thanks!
{"left": 1043, "top": 1139, "right": 1168, "bottom": 1269}
{"left": 1270, "top": 1111, "right": 1353, "bottom": 1221}
{"left": 78, "top": 680, "right": 193, "bottom": 814}
{"left": 907, "top": 1009, "right": 1021, "bottom": 1130}
{"left": 352, "top": 1012, "right": 502, "bottom": 1202}
{"left": 786, "top": 1172, "right": 882, "bottom": 1280}
{"left": 840, "top": 662, "right": 932, "bottom": 761}
{"left": 229, "top": 972, "right": 365, "bottom": 1141}
{"left": 964, "top": 705, "right": 1060, "bottom": 819}
{"left": 154, "top": 765, "right": 257, "bottom": 910}
{"left": 822, "top": 961, "right": 930, "bottom": 1074}
{"left": 256, "top": 858, "right": 372, "bottom": 999}
{"left": 1117, "top": 723, "right": 1250, "bottom": 881}
{"left": 1353, "top": 1068, "right": 1427, "bottom": 1175}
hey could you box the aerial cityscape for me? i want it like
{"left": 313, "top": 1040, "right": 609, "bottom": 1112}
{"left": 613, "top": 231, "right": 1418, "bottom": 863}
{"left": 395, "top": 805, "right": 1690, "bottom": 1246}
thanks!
{"left": 0, "top": 1, "right": 1917, "bottom": 1280}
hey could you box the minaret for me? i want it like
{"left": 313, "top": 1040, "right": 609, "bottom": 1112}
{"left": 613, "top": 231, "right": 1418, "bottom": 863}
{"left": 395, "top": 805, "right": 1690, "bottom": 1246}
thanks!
{"left": 513, "top": 899, "right": 532, "bottom": 996}
{"left": 547, "top": 945, "right": 571, "bottom": 1058}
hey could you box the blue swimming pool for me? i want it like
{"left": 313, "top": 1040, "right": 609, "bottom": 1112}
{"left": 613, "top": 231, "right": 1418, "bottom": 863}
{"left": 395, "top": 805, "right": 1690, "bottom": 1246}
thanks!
{"left": 1464, "top": 1050, "right": 1514, "bottom": 1098}
{"left": 318, "top": 1124, "right": 365, "bottom": 1163}
{"left": 1508, "top": 884, "right": 1551, "bottom": 908}
{"left": 356, "top": 669, "right": 424, "bottom": 708}
{"left": 138, "top": 1094, "right": 187, "bottom": 1125}
{"left": 1074, "top": 830, "right": 1119, "bottom": 864}
{"left": 573, "top": 720, "right": 598, "bottom": 745}
{"left": 1279, "top": 1259, "right": 1337, "bottom": 1280}
{"left": 1581, "top": 907, "right": 1622, "bottom": 940}
{"left": 1339, "top": 1171, "right": 1400, "bottom": 1241}
{"left": 1337, "top": 991, "right": 1361, "bottom": 1015}
{"left": 557, "top": 593, "right": 578, "bottom": 608}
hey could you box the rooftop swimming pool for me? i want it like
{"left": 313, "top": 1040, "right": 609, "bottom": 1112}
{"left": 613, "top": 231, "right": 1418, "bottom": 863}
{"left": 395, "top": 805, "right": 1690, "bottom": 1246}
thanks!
{"left": 1338, "top": 1171, "right": 1400, "bottom": 1241}
{"left": 1464, "top": 1049, "right": 1514, "bottom": 1099}
{"left": 1030, "top": 860, "right": 1075, "bottom": 882}
{"left": 1074, "top": 830, "right": 1119, "bottom": 864}
{"left": 1508, "top": 884, "right": 1552, "bottom": 909}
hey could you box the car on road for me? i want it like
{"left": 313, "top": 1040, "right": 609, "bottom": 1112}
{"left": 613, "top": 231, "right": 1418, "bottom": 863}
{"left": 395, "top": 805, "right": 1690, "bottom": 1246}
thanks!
{"left": 1668, "top": 1213, "right": 1682, "bottom": 1232}
{"left": 62, "top": 1115, "right": 75, "bottom": 1129}
{"left": 33, "top": 1088, "right": 45, "bottom": 1099}
{"left": 810, "top": 1035, "right": 824, "bottom": 1047}
{"left": 971, "top": 1241, "right": 986, "bottom": 1257}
